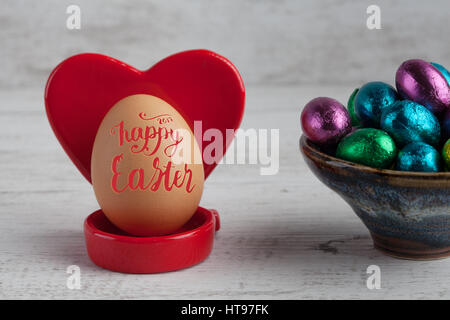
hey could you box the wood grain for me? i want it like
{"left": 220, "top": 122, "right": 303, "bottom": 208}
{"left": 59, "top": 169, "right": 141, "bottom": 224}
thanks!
{"left": 0, "top": 87, "right": 449, "bottom": 299}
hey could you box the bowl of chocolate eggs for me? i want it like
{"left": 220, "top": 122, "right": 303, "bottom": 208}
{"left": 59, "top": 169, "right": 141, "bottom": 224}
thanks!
{"left": 300, "top": 59, "right": 450, "bottom": 260}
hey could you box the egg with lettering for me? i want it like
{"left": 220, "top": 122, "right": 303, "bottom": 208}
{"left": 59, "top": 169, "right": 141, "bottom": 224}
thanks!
{"left": 91, "top": 94, "right": 204, "bottom": 236}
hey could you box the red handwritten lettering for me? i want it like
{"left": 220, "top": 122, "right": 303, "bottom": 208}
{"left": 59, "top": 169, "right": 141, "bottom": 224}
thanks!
{"left": 111, "top": 153, "right": 196, "bottom": 194}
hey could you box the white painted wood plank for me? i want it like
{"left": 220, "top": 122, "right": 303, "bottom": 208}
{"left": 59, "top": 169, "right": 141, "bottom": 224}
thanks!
{"left": 0, "top": 86, "right": 449, "bottom": 299}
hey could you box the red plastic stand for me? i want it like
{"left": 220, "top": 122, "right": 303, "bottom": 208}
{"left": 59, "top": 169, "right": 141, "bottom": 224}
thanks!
{"left": 85, "top": 207, "right": 220, "bottom": 274}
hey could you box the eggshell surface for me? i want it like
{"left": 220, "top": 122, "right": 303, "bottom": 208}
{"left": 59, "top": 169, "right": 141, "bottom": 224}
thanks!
{"left": 91, "top": 94, "right": 204, "bottom": 236}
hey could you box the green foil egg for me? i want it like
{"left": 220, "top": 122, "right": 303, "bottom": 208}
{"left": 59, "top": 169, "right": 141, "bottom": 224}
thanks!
{"left": 336, "top": 128, "right": 397, "bottom": 169}
{"left": 347, "top": 88, "right": 361, "bottom": 127}
{"left": 443, "top": 139, "right": 450, "bottom": 170}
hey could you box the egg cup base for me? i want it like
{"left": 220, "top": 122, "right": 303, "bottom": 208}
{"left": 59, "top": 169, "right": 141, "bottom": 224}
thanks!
{"left": 371, "top": 232, "right": 450, "bottom": 261}
{"left": 84, "top": 206, "right": 220, "bottom": 274}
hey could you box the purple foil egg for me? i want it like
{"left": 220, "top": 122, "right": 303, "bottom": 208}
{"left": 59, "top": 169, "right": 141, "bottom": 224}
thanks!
{"left": 396, "top": 59, "right": 450, "bottom": 115}
{"left": 301, "top": 97, "right": 352, "bottom": 145}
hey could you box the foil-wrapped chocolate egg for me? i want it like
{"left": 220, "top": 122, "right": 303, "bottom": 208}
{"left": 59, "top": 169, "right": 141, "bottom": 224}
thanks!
{"left": 354, "top": 81, "right": 399, "bottom": 128}
{"left": 396, "top": 59, "right": 450, "bottom": 115}
{"left": 301, "top": 97, "right": 352, "bottom": 145}
{"left": 347, "top": 88, "right": 361, "bottom": 127}
{"left": 396, "top": 142, "right": 442, "bottom": 172}
{"left": 336, "top": 128, "right": 397, "bottom": 169}
{"left": 442, "top": 109, "right": 450, "bottom": 141}
{"left": 431, "top": 62, "right": 450, "bottom": 85}
{"left": 443, "top": 139, "right": 450, "bottom": 169}
{"left": 380, "top": 100, "right": 440, "bottom": 147}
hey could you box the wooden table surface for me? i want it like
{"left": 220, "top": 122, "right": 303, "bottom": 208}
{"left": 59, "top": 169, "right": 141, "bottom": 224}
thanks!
{"left": 1, "top": 86, "right": 449, "bottom": 299}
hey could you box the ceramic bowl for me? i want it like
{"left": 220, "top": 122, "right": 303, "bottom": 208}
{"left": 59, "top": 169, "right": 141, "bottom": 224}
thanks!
{"left": 300, "top": 135, "right": 450, "bottom": 260}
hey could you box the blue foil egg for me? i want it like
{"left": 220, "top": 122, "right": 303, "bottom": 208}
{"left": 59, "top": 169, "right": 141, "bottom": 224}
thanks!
{"left": 380, "top": 100, "right": 441, "bottom": 147}
{"left": 354, "top": 81, "right": 399, "bottom": 128}
{"left": 431, "top": 62, "right": 450, "bottom": 85}
{"left": 396, "top": 142, "right": 442, "bottom": 172}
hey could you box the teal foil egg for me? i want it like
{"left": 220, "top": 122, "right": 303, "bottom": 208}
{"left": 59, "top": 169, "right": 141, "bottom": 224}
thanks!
{"left": 396, "top": 142, "right": 442, "bottom": 172}
{"left": 381, "top": 100, "right": 440, "bottom": 147}
{"left": 354, "top": 81, "right": 399, "bottom": 128}
{"left": 431, "top": 62, "right": 450, "bottom": 85}
{"left": 347, "top": 88, "right": 361, "bottom": 127}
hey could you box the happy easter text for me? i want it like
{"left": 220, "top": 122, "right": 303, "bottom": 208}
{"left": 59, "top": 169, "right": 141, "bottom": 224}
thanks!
{"left": 109, "top": 113, "right": 196, "bottom": 193}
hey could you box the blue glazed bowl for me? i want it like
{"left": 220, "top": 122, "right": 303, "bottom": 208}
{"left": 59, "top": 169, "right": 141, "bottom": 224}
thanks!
{"left": 300, "top": 135, "right": 450, "bottom": 260}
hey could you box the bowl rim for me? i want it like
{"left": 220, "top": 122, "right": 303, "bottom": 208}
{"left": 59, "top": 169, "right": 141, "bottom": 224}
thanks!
{"left": 300, "top": 135, "right": 450, "bottom": 179}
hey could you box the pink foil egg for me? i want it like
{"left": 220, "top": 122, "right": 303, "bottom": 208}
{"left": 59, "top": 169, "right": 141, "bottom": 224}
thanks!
{"left": 396, "top": 59, "right": 450, "bottom": 115}
{"left": 301, "top": 97, "right": 352, "bottom": 145}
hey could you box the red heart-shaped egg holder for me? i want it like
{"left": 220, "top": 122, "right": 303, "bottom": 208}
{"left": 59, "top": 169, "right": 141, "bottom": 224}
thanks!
{"left": 45, "top": 50, "right": 245, "bottom": 273}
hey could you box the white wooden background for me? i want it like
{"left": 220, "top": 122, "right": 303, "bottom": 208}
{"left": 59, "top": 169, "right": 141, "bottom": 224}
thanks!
{"left": 1, "top": 85, "right": 449, "bottom": 299}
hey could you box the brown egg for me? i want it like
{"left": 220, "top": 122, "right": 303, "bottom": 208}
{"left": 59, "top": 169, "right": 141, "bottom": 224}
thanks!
{"left": 91, "top": 94, "right": 204, "bottom": 236}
